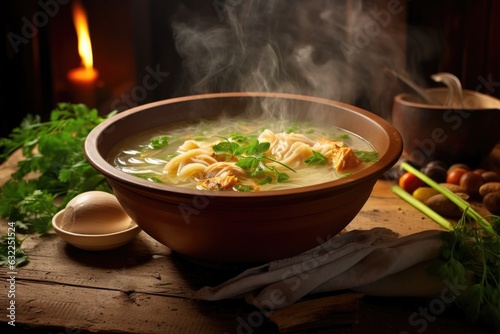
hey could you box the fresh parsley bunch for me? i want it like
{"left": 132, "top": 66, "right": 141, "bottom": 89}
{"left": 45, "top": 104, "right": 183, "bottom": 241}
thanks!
{"left": 434, "top": 213, "right": 500, "bottom": 332}
{"left": 0, "top": 103, "right": 115, "bottom": 235}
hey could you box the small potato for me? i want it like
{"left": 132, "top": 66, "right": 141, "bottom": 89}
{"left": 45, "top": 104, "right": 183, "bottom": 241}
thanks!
{"left": 481, "top": 171, "right": 500, "bottom": 183}
{"left": 427, "top": 193, "right": 469, "bottom": 218}
{"left": 483, "top": 191, "right": 500, "bottom": 215}
{"left": 459, "top": 172, "right": 483, "bottom": 196}
{"left": 478, "top": 182, "right": 500, "bottom": 198}
{"left": 439, "top": 183, "right": 466, "bottom": 193}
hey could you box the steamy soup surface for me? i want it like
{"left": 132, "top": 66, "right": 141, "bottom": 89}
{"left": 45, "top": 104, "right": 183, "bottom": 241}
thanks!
{"left": 109, "top": 115, "right": 378, "bottom": 192}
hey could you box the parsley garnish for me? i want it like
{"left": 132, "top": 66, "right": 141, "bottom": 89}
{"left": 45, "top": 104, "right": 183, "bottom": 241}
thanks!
{"left": 229, "top": 133, "right": 252, "bottom": 143}
{"left": 285, "top": 125, "right": 300, "bottom": 134}
{"left": 332, "top": 134, "right": 350, "bottom": 140}
{"left": 213, "top": 138, "right": 295, "bottom": 183}
{"left": 354, "top": 150, "right": 379, "bottom": 163}
{"left": 304, "top": 151, "right": 328, "bottom": 166}
{"left": 233, "top": 184, "right": 254, "bottom": 192}
{"left": 149, "top": 135, "right": 169, "bottom": 149}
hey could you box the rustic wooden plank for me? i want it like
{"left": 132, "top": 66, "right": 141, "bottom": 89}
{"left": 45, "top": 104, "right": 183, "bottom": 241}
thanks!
{"left": 1, "top": 179, "right": 445, "bottom": 307}
{"left": 1, "top": 147, "right": 499, "bottom": 333}
{"left": 4, "top": 232, "right": 247, "bottom": 298}
{"left": 267, "top": 292, "right": 364, "bottom": 333}
{"left": 348, "top": 179, "right": 449, "bottom": 235}
{"left": 0, "top": 279, "right": 257, "bottom": 334}
{"left": 0, "top": 179, "right": 447, "bottom": 334}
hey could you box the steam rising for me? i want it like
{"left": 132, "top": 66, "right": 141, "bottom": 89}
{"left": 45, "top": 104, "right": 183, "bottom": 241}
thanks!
{"left": 171, "top": 0, "right": 409, "bottom": 117}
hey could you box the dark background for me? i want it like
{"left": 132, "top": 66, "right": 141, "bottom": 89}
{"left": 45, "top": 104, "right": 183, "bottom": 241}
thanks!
{"left": 2, "top": 0, "right": 499, "bottom": 139}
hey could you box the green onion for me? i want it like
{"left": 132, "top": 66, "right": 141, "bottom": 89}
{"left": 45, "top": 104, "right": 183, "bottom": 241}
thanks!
{"left": 392, "top": 185, "right": 454, "bottom": 231}
{"left": 400, "top": 162, "right": 494, "bottom": 235}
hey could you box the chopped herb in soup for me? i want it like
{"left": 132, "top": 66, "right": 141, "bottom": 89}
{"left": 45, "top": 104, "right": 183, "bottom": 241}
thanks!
{"left": 110, "top": 116, "right": 378, "bottom": 191}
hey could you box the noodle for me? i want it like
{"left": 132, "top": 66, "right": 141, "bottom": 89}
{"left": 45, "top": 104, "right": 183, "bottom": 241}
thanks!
{"left": 110, "top": 116, "right": 377, "bottom": 191}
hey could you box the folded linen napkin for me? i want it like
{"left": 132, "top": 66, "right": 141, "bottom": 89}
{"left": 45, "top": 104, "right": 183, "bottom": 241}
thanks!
{"left": 195, "top": 228, "right": 444, "bottom": 309}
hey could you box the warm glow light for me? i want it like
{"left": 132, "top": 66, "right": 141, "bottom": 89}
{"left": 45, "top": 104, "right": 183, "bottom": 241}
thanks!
{"left": 72, "top": 0, "right": 93, "bottom": 69}
{"left": 68, "top": 0, "right": 98, "bottom": 106}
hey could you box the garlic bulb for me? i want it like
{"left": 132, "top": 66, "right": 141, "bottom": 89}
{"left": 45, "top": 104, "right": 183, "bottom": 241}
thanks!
{"left": 61, "top": 191, "right": 131, "bottom": 234}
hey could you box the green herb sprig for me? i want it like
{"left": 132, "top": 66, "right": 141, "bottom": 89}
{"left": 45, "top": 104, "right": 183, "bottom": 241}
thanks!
{"left": 0, "top": 103, "right": 115, "bottom": 234}
{"left": 213, "top": 137, "right": 295, "bottom": 185}
{"left": 0, "top": 232, "right": 28, "bottom": 267}
{"left": 148, "top": 135, "right": 169, "bottom": 149}
{"left": 393, "top": 162, "right": 500, "bottom": 331}
{"left": 304, "top": 151, "right": 328, "bottom": 166}
{"left": 354, "top": 150, "right": 379, "bottom": 163}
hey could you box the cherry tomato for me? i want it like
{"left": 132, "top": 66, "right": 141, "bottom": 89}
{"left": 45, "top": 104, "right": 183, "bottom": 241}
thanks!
{"left": 446, "top": 168, "right": 468, "bottom": 185}
{"left": 399, "top": 172, "right": 425, "bottom": 193}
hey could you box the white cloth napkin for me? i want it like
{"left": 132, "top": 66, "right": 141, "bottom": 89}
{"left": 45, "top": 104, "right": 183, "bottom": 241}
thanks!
{"left": 195, "top": 228, "right": 444, "bottom": 309}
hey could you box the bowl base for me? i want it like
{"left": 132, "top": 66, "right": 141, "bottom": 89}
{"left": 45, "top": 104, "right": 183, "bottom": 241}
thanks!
{"left": 174, "top": 252, "right": 265, "bottom": 270}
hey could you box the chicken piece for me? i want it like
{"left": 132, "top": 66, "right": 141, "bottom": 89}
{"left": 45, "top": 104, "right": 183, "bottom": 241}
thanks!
{"left": 332, "top": 147, "right": 362, "bottom": 171}
{"left": 312, "top": 139, "right": 344, "bottom": 159}
{"left": 204, "top": 162, "right": 246, "bottom": 179}
{"left": 197, "top": 175, "right": 239, "bottom": 191}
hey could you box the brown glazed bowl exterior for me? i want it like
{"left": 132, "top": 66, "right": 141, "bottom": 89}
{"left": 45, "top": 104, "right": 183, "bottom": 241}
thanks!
{"left": 392, "top": 88, "right": 500, "bottom": 166}
{"left": 85, "top": 92, "right": 402, "bottom": 262}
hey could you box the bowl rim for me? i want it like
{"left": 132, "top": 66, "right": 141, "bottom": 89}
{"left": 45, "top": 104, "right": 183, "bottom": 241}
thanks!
{"left": 85, "top": 92, "right": 402, "bottom": 198}
{"left": 394, "top": 87, "right": 500, "bottom": 110}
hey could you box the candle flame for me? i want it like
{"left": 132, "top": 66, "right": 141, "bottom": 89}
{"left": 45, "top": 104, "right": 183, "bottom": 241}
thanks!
{"left": 72, "top": 0, "right": 93, "bottom": 69}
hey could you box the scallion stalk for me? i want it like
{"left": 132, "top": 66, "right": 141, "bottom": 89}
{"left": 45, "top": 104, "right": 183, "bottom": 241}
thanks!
{"left": 391, "top": 185, "right": 454, "bottom": 231}
{"left": 400, "top": 162, "right": 494, "bottom": 235}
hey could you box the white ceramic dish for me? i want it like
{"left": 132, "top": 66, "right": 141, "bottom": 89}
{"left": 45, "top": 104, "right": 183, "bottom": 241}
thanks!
{"left": 52, "top": 209, "right": 141, "bottom": 251}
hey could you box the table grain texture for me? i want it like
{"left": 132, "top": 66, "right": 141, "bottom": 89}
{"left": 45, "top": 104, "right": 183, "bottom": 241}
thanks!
{"left": 1, "top": 147, "right": 499, "bottom": 334}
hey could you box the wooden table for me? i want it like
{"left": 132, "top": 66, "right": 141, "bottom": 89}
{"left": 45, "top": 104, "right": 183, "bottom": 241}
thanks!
{"left": 1, "top": 148, "right": 499, "bottom": 334}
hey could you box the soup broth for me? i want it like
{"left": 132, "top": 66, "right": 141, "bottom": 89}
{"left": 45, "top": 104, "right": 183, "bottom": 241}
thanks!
{"left": 109, "top": 115, "right": 378, "bottom": 191}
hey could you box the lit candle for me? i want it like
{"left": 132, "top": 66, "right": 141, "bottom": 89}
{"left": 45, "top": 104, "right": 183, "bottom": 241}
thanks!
{"left": 67, "top": 0, "right": 99, "bottom": 106}
{"left": 67, "top": 67, "right": 99, "bottom": 106}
